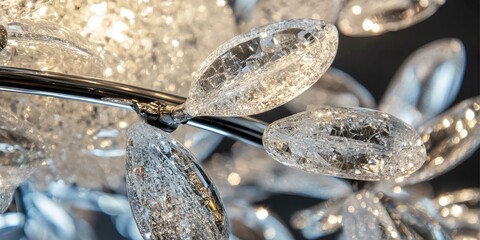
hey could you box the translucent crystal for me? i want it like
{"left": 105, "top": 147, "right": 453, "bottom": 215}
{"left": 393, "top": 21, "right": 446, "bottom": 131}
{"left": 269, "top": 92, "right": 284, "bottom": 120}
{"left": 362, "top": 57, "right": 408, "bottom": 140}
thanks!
{"left": 0, "top": 187, "right": 15, "bottom": 213}
{"left": 226, "top": 201, "right": 294, "bottom": 240}
{"left": 0, "top": 106, "right": 48, "bottom": 189}
{"left": 337, "top": 0, "right": 446, "bottom": 36}
{"left": 29, "top": 0, "right": 236, "bottom": 96}
{"left": 343, "top": 191, "right": 400, "bottom": 239}
{"left": 185, "top": 19, "right": 338, "bottom": 117}
{"left": 399, "top": 96, "right": 480, "bottom": 185}
{"left": 238, "top": 0, "right": 345, "bottom": 31}
{"left": 0, "top": 0, "right": 49, "bottom": 20}
{"left": 1, "top": 0, "right": 236, "bottom": 188}
{"left": 173, "top": 125, "right": 224, "bottom": 162}
{"left": 285, "top": 68, "right": 376, "bottom": 113}
{"left": 263, "top": 107, "right": 426, "bottom": 181}
{"left": 126, "top": 123, "right": 229, "bottom": 240}
{"left": 435, "top": 188, "right": 480, "bottom": 230}
{"left": 291, "top": 198, "right": 345, "bottom": 239}
{"left": 203, "top": 142, "right": 352, "bottom": 200}
{"left": 379, "top": 39, "right": 466, "bottom": 127}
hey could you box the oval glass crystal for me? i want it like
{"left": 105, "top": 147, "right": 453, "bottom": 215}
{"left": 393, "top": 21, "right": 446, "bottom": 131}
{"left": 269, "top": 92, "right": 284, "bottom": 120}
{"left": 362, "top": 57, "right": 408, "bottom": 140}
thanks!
{"left": 126, "top": 123, "right": 229, "bottom": 240}
{"left": 379, "top": 39, "right": 466, "bottom": 127}
{"left": 185, "top": 19, "right": 338, "bottom": 117}
{"left": 263, "top": 107, "right": 427, "bottom": 181}
{"left": 337, "top": 0, "right": 446, "bottom": 36}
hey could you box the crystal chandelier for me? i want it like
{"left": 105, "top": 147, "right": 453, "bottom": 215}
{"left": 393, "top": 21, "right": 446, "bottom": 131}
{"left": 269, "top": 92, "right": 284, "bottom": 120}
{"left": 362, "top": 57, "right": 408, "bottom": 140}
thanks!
{"left": 0, "top": 0, "right": 478, "bottom": 240}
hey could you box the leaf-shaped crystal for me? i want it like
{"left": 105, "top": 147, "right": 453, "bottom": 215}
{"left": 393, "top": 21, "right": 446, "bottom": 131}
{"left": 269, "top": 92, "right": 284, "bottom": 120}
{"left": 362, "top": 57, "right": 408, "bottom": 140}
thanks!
{"left": 342, "top": 191, "right": 400, "bottom": 239}
{"left": 337, "top": 0, "right": 445, "bottom": 36}
{"left": 291, "top": 197, "right": 345, "bottom": 239}
{"left": 263, "top": 107, "right": 427, "bottom": 181}
{"left": 185, "top": 19, "right": 338, "bottom": 117}
{"left": 126, "top": 123, "right": 229, "bottom": 240}
{"left": 434, "top": 188, "right": 480, "bottom": 230}
{"left": 285, "top": 68, "right": 376, "bottom": 112}
{"left": 0, "top": 107, "right": 48, "bottom": 188}
{"left": 239, "top": 0, "right": 345, "bottom": 31}
{"left": 0, "top": 187, "right": 15, "bottom": 213}
{"left": 379, "top": 39, "right": 466, "bottom": 127}
{"left": 226, "top": 201, "right": 294, "bottom": 240}
{"left": 400, "top": 97, "right": 480, "bottom": 185}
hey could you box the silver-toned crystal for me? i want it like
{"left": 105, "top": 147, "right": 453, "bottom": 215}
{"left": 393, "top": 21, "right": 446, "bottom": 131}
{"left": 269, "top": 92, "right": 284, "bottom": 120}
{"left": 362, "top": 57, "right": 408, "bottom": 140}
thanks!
{"left": 203, "top": 142, "right": 352, "bottom": 200}
{"left": 399, "top": 96, "right": 480, "bottom": 185}
{"left": 226, "top": 201, "right": 294, "bottom": 240}
{"left": 291, "top": 198, "right": 345, "bottom": 239}
{"left": 342, "top": 191, "right": 399, "bottom": 239}
{"left": 185, "top": 19, "right": 338, "bottom": 117}
{"left": 126, "top": 123, "right": 229, "bottom": 240}
{"left": 263, "top": 107, "right": 427, "bottom": 180}
{"left": 337, "top": 0, "right": 446, "bottom": 36}
{"left": 285, "top": 68, "right": 375, "bottom": 113}
{"left": 434, "top": 188, "right": 480, "bottom": 230}
{"left": 379, "top": 39, "right": 466, "bottom": 127}
{"left": 238, "top": 0, "right": 345, "bottom": 31}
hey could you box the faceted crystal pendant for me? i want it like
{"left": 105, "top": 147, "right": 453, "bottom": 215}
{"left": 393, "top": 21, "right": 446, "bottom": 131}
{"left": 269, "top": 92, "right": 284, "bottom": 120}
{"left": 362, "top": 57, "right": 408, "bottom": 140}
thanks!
{"left": 185, "top": 19, "right": 338, "bottom": 117}
{"left": 126, "top": 123, "right": 229, "bottom": 240}
{"left": 263, "top": 107, "right": 427, "bottom": 181}
{"left": 238, "top": 0, "right": 345, "bottom": 31}
{"left": 337, "top": 0, "right": 445, "bottom": 36}
{"left": 399, "top": 96, "right": 480, "bottom": 185}
{"left": 291, "top": 197, "right": 345, "bottom": 239}
{"left": 379, "top": 39, "right": 466, "bottom": 127}
{"left": 285, "top": 68, "right": 376, "bottom": 113}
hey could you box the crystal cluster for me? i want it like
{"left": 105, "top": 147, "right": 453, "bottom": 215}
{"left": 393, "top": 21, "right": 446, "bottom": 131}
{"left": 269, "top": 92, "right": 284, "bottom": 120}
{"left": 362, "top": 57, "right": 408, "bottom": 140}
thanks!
{"left": 337, "top": 0, "right": 446, "bottom": 36}
{"left": 186, "top": 19, "right": 338, "bottom": 117}
{"left": 379, "top": 38, "right": 466, "bottom": 127}
{"left": 263, "top": 107, "right": 427, "bottom": 180}
{"left": 0, "top": 0, "right": 235, "bottom": 188}
{"left": 126, "top": 123, "right": 229, "bottom": 240}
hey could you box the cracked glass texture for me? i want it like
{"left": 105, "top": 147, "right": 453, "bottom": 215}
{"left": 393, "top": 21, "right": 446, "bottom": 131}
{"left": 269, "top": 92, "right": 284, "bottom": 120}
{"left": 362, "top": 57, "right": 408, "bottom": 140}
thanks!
{"left": 126, "top": 123, "right": 229, "bottom": 240}
{"left": 238, "top": 0, "right": 345, "bottom": 31}
{"left": 0, "top": 188, "right": 14, "bottom": 213}
{"left": 400, "top": 96, "right": 480, "bottom": 186}
{"left": 0, "top": 0, "right": 235, "bottom": 188}
{"left": 337, "top": 0, "right": 445, "bottom": 36}
{"left": 291, "top": 197, "right": 345, "bottom": 239}
{"left": 285, "top": 68, "right": 376, "bottom": 113}
{"left": 186, "top": 19, "right": 338, "bottom": 117}
{"left": 263, "top": 107, "right": 427, "bottom": 181}
{"left": 0, "top": 0, "right": 49, "bottom": 20}
{"left": 379, "top": 39, "right": 466, "bottom": 127}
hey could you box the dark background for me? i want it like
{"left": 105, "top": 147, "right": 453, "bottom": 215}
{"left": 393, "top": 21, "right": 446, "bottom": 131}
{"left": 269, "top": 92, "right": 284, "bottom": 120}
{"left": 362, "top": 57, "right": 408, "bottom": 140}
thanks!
{"left": 254, "top": 1, "right": 479, "bottom": 239}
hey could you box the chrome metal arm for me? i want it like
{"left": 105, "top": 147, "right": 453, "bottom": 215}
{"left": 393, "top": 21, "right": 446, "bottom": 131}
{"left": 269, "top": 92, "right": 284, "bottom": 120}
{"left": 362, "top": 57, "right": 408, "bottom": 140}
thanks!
{"left": 0, "top": 66, "right": 267, "bottom": 148}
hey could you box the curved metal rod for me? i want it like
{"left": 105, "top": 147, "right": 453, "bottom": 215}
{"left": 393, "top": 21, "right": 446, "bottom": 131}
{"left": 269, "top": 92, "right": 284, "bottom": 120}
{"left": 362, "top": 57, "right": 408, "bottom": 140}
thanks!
{"left": 0, "top": 66, "right": 267, "bottom": 148}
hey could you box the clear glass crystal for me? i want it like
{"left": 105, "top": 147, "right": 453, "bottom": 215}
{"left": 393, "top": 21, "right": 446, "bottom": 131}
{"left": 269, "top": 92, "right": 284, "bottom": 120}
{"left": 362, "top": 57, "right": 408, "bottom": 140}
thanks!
{"left": 285, "top": 68, "right": 376, "bottom": 113}
{"left": 337, "top": 0, "right": 446, "bottom": 36}
{"left": 400, "top": 96, "right": 480, "bottom": 185}
{"left": 126, "top": 123, "right": 229, "bottom": 240}
{"left": 291, "top": 197, "right": 345, "bottom": 239}
{"left": 263, "top": 107, "right": 427, "bottom": 180}
{"left": 379, "top": 39, "right": 466, "bottom": 127}
{"left": 186, "top": 19, "right": 338, "bottom": 117}
{"left": 238, "top": 0, "right": 345, "bottom": 31}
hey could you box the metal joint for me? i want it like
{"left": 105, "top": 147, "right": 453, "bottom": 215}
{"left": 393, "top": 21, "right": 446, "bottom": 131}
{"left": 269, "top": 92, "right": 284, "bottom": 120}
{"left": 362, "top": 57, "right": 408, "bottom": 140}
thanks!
{"left": 132, "top": 101, "right": 190, "bottom": 132}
